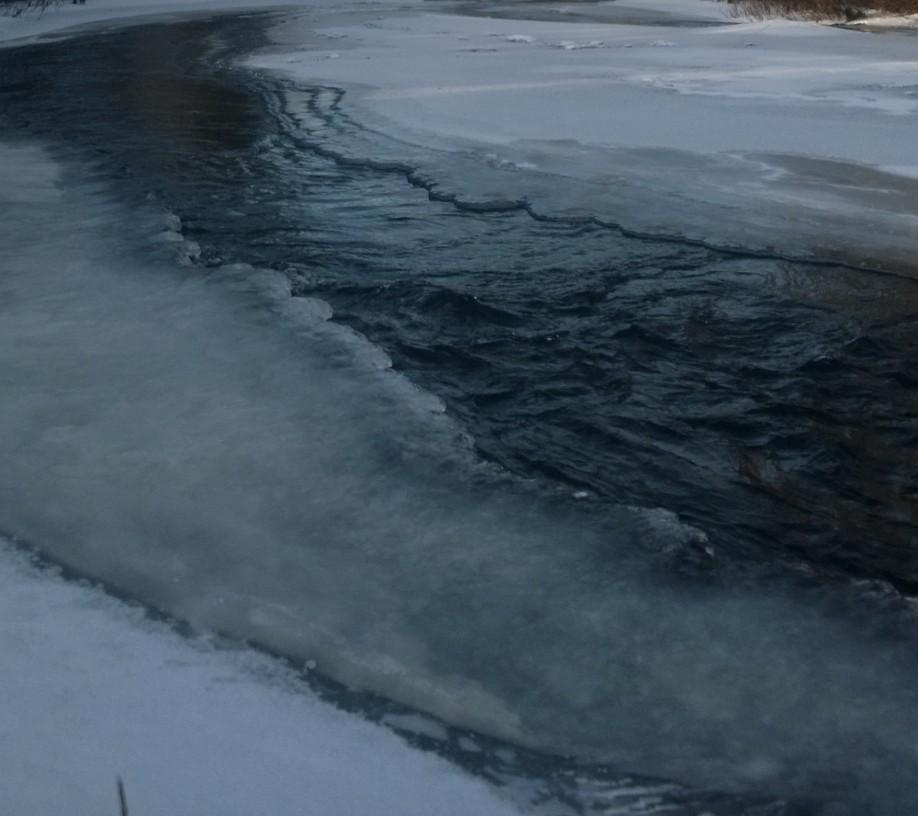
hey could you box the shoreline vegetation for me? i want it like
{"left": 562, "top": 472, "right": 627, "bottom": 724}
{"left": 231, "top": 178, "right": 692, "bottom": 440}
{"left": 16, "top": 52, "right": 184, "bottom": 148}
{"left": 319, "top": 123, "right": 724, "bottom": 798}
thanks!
{"left": 721, "top": 0, "right": 918, "bottom": 20}
{"left": 0, "top": 0, "right": 60, "bottom": 16}
{"left": 3, "top": 0, "right": 918, "bottom": 23}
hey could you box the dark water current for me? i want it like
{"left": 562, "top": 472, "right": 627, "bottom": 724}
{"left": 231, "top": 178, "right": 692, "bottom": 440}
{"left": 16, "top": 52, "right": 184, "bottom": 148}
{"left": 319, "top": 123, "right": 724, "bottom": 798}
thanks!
{"left": 1, "top": 10, "right": 918, "bottom": 816}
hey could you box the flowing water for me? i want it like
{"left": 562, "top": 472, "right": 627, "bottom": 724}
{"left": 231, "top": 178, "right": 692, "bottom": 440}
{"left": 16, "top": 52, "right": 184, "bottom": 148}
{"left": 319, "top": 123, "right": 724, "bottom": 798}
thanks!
{"left": 1, "top": 10, "right": 917, "bottom": 815}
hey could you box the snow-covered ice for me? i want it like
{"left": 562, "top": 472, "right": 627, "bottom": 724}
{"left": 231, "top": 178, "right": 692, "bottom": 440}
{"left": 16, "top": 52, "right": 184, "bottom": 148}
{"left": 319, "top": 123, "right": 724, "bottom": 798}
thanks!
{"left": 0, "top": 539, "right": 520, "bottom": 816}
{"left": 247, "top": 1, "right": 918, "bottom": 271}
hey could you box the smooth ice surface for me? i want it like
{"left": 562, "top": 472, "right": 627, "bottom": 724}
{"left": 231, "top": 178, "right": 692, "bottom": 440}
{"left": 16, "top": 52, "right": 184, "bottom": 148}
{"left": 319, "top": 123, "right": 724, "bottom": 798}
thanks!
{"left": 252, "top": 5, "right": 918, "bottom": 163}
{"left": 248, "top": 1, "right": 918, "bottom": 270}
{"left": 0, "top": 539, "right": 520, "bottom": 816}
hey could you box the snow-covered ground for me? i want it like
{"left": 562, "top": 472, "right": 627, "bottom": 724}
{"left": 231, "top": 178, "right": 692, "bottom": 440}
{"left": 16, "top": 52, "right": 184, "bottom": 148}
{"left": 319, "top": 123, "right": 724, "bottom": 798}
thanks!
{"left": 0, "top": 539, "right": 519, "bottom": 816}
{"left": 248, "top": 0, "right": 918, "bottom": 271}
{"left": 857, "top": 13, "right": 918, "bottom": 27}
{"left": 257, "top": 12, "right": 918, "bottom": 156}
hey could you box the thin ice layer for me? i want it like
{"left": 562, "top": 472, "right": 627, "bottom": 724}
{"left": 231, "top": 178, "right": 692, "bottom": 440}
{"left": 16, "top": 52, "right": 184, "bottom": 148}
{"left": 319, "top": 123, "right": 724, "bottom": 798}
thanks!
{"left": 248, "top": 5, "right": 918, "bottom": 271}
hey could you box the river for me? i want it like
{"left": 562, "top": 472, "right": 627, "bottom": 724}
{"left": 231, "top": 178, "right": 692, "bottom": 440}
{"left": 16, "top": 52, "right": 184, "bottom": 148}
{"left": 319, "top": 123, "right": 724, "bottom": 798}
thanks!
{"left": 1, "top": 9, "right": 917, "bottom": 815}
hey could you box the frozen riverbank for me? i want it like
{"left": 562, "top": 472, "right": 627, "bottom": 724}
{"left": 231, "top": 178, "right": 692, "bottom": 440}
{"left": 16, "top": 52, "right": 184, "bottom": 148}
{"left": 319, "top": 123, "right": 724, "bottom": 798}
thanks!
{"left": 248, "top": 0, "right": 918, "bottom": 272}
{"left": 0, "top": 539, "right": 522, "bottom": 816}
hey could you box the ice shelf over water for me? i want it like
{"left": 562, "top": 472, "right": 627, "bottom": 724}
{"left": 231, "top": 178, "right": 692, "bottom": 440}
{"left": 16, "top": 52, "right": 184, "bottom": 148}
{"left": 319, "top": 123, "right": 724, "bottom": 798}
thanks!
{"left": 0, "top": 539, "right": 520, "bottom": 816}
{"left": 248, "top": 0, "right": 918, "bottom": 272}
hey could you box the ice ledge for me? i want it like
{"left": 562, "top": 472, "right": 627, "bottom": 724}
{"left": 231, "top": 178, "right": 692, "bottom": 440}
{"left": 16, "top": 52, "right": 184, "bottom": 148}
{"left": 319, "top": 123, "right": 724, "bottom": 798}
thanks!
{"left": 0, "top": 539, "right": 519, "bottom": 816}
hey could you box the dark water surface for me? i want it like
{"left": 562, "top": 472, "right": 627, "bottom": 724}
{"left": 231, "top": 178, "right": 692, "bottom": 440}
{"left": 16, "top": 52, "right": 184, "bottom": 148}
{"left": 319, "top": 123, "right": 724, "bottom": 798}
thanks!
{"left": 2, "top": 11, "right": 918, "bottom": 816}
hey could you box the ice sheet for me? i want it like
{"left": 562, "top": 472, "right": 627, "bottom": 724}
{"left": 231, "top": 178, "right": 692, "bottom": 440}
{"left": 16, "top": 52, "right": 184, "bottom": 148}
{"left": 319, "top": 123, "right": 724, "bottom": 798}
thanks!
{"left": 0, "top": 539, "right": 519, "bottom": 816}
{"left": 248, "top": 2, "right": 918, "bottom": 271}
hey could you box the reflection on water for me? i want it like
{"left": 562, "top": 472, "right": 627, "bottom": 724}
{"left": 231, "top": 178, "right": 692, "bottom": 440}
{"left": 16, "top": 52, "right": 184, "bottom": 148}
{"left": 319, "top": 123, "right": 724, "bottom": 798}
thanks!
{"left": 0, "top": 17, "right": 263, "bottom": 172}
{"left": 130, "top": 26, "right": 257, "bottom": 151}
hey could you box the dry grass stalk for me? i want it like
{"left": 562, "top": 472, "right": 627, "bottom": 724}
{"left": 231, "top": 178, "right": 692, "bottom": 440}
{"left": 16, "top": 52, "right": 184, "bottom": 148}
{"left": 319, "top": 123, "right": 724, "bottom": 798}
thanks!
{"left": 117, "top": 777, "right": 129, "bottom": 816}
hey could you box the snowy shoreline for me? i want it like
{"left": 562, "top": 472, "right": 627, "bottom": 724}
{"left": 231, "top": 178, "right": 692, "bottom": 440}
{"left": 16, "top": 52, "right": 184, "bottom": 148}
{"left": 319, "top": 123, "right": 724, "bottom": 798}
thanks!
{"left": 243, "top": 0, "right": 918, "bottom": 273}
{"left": 0, "top": 537, "right": 521, "bottom": 816}
{"left": 4, "top": 0, "right": 918, "bottom": 273}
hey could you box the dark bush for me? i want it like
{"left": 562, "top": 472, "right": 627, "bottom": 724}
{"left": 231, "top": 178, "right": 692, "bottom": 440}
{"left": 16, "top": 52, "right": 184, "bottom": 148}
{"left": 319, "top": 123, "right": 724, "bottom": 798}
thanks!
{"left": 1, "top": 0, "right": 67, "bottom": 16}
{"left": 724, "top": 0, "right": 918, "bottom": 19}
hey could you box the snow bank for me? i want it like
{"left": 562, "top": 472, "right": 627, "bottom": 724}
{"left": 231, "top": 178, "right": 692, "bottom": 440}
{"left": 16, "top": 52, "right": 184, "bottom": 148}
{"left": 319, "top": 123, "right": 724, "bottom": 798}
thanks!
{"left": 0, "top": 539, "right": 519, "bottom": 816}
{"left": 247, "top": 1, "right": 918, "bottom": 271}
{"left": 850, "top": 12, "right": 918, "bottom": 28}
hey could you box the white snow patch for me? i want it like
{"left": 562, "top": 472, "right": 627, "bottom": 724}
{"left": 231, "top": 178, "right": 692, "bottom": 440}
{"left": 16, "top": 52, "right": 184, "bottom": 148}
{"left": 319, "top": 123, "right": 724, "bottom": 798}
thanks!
{"left": 247, "top": 4, "right": 918, "bottom": 268}
{"left": 0, "top": 540, "right": 519, "bottom": 816}
{"left": 839, "top": 12, "right": 918, "bottom": 28}
{"left": 882, "top": 164, "right": 918, "bottom": 179}
{"left": 554, "top": 39, "right": 604, "bottom": 50}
